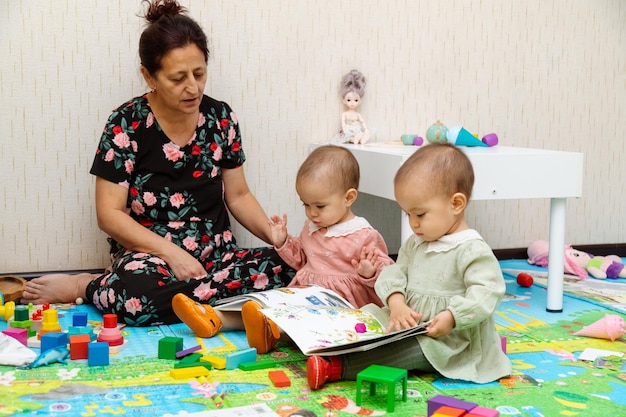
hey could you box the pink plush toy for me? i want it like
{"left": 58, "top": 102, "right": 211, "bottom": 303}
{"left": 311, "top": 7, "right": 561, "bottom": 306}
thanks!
{"left": 527, "top": 240, "right": 626, "bottom": 280}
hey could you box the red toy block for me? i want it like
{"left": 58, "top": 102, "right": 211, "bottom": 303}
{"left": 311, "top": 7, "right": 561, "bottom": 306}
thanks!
{"left": 428, "top": 395, "right": 477, "bottom": 416}
{"left": 2, "top": 328, "right": 28, "bottom": 346}
{"left": 466, "top": 406, "right": 499, "bottom": 417}
{"left": 432, "top": 406, "right": 466, "bottom": 416}
{"left": 268, "top": 370, "right": 291, "bottom": 387}
{"left": 70, "top": 334, "right": 91, "bottom": 360}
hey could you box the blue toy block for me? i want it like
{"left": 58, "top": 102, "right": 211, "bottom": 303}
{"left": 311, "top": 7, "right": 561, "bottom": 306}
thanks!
{"left": 88, "top": 342, "right": 109, "bottom": 366}
{"left": 428, "top": 395, "right": 478, "bottom": 416}
{"left": 72, "top": 312, "right": 89, "bottom": 327}
{"left": 40, "top": 332, "right": 68, "bottom": 353}
{"left": 225, "top": 347, "right": 257, "bottom": 370}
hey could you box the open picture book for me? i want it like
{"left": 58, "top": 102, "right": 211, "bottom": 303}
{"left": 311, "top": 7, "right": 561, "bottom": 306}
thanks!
{"left": 214, "top": 285, "right": 430, "bottom": 356}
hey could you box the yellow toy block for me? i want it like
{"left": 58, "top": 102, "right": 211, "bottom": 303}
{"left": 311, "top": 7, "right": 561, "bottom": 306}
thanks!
{"left": 169, "top": 366, "right": 210, "bottom": 380}
{"left": 201, "top": 355, "right": 226, "bottom": 370}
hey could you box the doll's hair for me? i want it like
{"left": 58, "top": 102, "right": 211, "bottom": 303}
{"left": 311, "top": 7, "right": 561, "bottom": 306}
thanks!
{"left": 395, "top": 143, "right": 474, "bottom": 200}
{"left": 296, "top": 145, "right": 360, "bottom": 193}
{"left": 339, "top": 69, "right": 367, "bottom": 99}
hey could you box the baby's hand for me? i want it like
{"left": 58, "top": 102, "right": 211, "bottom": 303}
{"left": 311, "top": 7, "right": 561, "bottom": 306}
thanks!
{"left": 425, "top": 310, "right": 455, "bottom": 338}
{"left": 386, "top": 303, "right": 423, "bottom": 333}
{"left": 351, "top": 247, "right": 381, "bottom": 278}
{"left": 268, "top": 214, "right": 288, "bottom": 248}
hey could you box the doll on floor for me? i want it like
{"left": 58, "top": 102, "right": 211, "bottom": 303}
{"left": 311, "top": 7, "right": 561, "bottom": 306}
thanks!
{"left": 336, "top": 69, "right": 370, "bottom": 144}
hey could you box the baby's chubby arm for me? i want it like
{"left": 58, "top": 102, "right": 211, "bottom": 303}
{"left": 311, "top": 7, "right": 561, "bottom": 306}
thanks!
{"left": 268, "top": 214, "right": 288, "bottom": 249}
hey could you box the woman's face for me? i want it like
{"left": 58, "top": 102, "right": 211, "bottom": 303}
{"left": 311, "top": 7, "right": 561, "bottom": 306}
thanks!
{"left": 146, "top": 44, "right": 208, "bottom": 115}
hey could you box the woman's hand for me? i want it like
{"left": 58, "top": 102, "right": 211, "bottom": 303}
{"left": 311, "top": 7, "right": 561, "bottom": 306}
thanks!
{"left": 268, "top": 214, "right": 288, "bottom": 248}
{"left": 425, "top": 310, "right": 455, "bottom": 338}
{"left": 385, "top": 292, "right": 423, "bottom": 333}
{"left": 165, "top": 245, "right": 208, "bottom": 281}
{"left": 351, "top": 246, "right": 381, "bottom": 278}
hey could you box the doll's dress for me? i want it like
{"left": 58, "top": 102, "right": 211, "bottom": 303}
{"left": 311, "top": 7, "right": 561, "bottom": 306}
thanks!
{"left": 342, "top": 117, "right": 365, "bottom": 142}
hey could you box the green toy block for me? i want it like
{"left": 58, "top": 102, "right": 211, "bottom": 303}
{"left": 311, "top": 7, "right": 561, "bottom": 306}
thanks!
{"left": 158, "top": 336, "right": 183, "bottom": 360}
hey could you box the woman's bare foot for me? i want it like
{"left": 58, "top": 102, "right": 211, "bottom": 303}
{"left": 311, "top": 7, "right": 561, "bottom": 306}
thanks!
{"left": 20, "top": 273, "right": 98, "bottom": 305}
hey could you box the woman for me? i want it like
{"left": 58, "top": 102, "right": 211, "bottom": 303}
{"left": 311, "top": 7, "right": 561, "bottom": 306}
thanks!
{"left": 21, "top": 0, "right": 295, "bottom": 326}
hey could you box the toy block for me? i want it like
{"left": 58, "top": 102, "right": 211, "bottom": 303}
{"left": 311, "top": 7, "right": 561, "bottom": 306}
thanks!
{"left": 39, "top": 309, "right": 62, "bottom": 337}
{"left": 178, "top": 353, "right": 203, "bottom": 365}
{"left": 432, "top": 405, "right": 467, "bottom": 417}
{"left": 97, "top": 314, "right": 124, "bottom": 346}
{"left": 158, "top": 336, "right": 183, "bottom": 360}
{"left": 175, "top": 361, "right": 213, "bottom": 370}
{"left": 175, "top": 344, "right": 202, "bottom": 359}
{"left": 169, "top": 366, "right": 210, "bottom": 379}
{"left": 69, "top": 334, "right": 91, "bottom": 360}
{"left": 73, "top": 312, "right": 88, "bottom": 327}
{"left": 0, "top": 301, "right": 15, "bottom": 321}
{"left": 68, "top": 324, "right": 95, "bottom": 341}
{"left": 201, "top": 355, "right": 226, "bottom": 370}
{"left": 466, "top": 406, "right": 499, "bottom": 417}
{"left": 356, "top": 364, "right": 408, "bottom": 413}
{"left": 9, "top": 318, "right": 33, "bottom": 329}
{"left": 225, "top": 347, "right": 257, "bottom": 370}
{"left": 2, "top": 327, "right": 28, "bottom": 346}
{"left": 40, "top": 332, "right": 69, "bottom": 353}
{"left": 88, "top": 342, "right": 109, "bottom": 366}
{"left": 239, "top": 359, "right": 276, "bottom": 371}
{"left": 13, "top": 305, "right": 30, "bottom": 322}
{"left": 174, "top": 353, "right": 210, "bottom": 370}
{"left": 428, "top": 395, "right": 477, "bottom": 416}
{"left": 268, "top": 370, "right": 290, "bottom": 387}
{"left": 500, "top": 336, "right": 507, "bottom": 353}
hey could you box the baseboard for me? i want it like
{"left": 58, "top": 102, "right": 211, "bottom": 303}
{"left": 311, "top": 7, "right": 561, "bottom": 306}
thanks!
{"left": 493, "top": 243, "right": 626, "bottom": 260}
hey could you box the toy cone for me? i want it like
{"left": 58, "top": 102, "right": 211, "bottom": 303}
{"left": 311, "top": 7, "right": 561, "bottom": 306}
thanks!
{"left": 451, "top": 127, "right": 488, "bottom": 147}
{"left": 573, "top": 314, "right": 625, "bottom": 341}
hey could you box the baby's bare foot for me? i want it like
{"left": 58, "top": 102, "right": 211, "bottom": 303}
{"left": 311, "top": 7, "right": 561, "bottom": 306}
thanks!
{"left": 20, "top": 273, "right": 97, "bottom": 305}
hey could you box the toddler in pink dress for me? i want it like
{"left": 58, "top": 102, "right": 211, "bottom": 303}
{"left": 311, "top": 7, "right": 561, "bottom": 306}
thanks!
{"left": 269, "top": 145, "right": 394, "bottom": 308}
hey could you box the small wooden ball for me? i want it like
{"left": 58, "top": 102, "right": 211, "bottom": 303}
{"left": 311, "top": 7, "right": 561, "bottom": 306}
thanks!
{"left": 516, "top": 273, "right": 534, "bottom": 287}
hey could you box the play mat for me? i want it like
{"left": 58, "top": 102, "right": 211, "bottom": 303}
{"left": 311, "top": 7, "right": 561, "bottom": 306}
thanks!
{"left": 1, "top": 260, "right": 626, "bottom": 416}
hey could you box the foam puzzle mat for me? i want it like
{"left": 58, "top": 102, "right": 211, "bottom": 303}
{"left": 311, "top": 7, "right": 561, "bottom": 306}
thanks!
{"left": 1, "top": 261, "right": 626, "bottom": 416}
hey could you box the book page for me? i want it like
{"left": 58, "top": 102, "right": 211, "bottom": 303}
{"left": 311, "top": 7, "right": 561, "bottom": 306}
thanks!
{"left": 214, "top": 285, "right": 355, "bottom": 311}
{"left": 261, "top": 304, "right": 429, "bottom": 355}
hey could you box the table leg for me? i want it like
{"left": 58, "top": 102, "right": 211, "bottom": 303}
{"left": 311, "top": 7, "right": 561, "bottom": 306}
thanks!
{"left": 546, "top": 198, "right": 566, "bottom": 312}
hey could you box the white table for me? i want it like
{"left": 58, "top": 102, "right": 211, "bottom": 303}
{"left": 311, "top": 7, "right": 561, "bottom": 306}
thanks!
{"left": 311, "top": 143, "right": 584, "bottom": 312}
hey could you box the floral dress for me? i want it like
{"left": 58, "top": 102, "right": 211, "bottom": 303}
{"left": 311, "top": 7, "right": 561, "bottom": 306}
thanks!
{"left": 88, "top": 94, "right": 295, "bottom": 326}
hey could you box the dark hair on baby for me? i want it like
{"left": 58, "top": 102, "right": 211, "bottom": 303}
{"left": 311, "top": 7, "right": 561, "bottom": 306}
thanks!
{"left": 139, "top": 0, "right": 210, "bottom": 75}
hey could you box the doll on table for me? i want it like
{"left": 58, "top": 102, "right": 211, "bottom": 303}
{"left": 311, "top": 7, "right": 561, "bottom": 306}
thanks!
{"left": 338, "top": 69, "right": 370, "bottom": 144}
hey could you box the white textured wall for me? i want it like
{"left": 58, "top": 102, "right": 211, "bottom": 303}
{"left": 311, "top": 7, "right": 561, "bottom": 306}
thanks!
{"left": 1, "top": 0, "right": 624, "bottom": 273}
